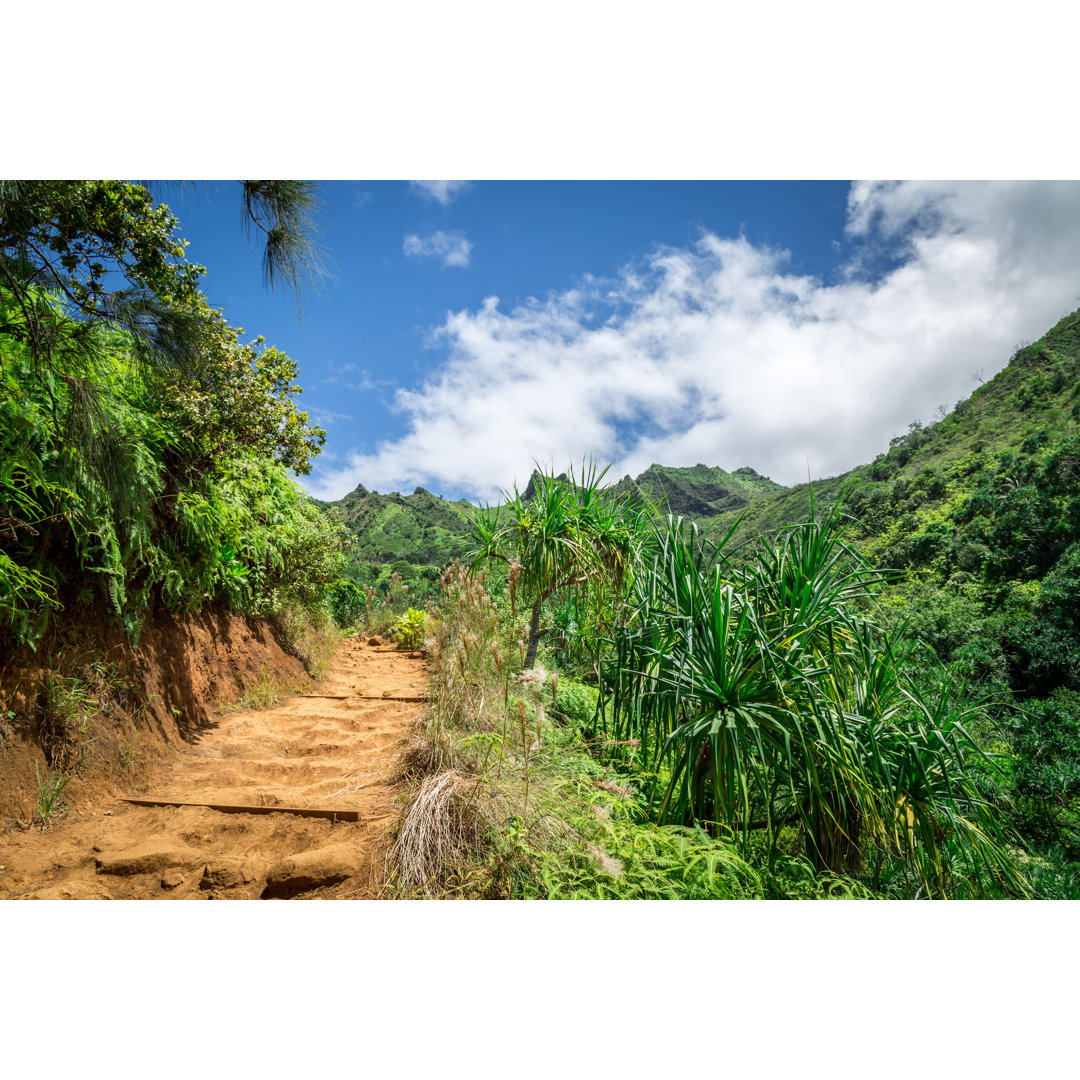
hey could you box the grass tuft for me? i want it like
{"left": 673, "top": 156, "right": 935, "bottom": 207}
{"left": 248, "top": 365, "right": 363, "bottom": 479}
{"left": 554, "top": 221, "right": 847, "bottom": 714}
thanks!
{"left": 223, "top": 667, "right": 307, "bottom": 713}
{"left": 34, "top": 760, "right": 71, "bottom": 828}
{"left": 391, "top": 770, "right": 487, "bottom": 895}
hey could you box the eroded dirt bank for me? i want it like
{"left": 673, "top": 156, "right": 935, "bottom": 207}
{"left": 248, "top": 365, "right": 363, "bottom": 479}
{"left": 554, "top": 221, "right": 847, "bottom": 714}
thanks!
{"left": 0, "top": 637, "right": 424, "bottom": 899}
{"left": 0, "top": 606, "right": 314, "bottom": 822}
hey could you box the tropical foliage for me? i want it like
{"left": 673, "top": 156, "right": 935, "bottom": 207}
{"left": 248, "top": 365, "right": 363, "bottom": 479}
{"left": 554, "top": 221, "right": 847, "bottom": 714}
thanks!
{"left": 0, "top": 181, "right": 346, "bottom": 647}
{"left": 465, "top": 463, "right": 653, "bottom": 668}
{"left": 600, "top": 506, "right": 1024, "bottom": 896}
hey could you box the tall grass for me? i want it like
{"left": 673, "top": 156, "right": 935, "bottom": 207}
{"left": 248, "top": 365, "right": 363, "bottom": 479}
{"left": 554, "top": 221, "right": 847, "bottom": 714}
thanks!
{"left": 34, "top": 761, "right": 71, "bottom": 827}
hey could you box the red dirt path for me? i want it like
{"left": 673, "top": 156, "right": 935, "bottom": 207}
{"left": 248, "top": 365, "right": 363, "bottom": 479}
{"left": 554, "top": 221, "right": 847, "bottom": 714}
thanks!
{"left": 0, "top": 638, "right": 424, "bottom": 899}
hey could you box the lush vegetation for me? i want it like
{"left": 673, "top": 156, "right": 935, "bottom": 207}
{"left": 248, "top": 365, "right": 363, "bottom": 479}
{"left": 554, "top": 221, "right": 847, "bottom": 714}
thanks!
{"left": 391, "top": 559, "right": 863, "bottom": 899}
{"left": 392, "top": 482, "right": 1034, "bottom": 897}
{"left": 0, "top": 181, "right": 348, "bottom": 651}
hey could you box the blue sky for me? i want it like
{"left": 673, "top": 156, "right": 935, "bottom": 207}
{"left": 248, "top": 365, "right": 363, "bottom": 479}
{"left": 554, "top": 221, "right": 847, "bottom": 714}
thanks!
{"left": 169, "top": 180, "right": 1080, "bottom": 502}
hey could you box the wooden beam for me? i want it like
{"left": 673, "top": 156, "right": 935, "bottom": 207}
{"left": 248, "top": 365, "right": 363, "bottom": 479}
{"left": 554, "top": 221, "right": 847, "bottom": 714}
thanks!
{"left": 300, "top": 693, "right": 428, "bottom": 703}
{"left": 119, "top": 797, "right": 360, "bottom": 821}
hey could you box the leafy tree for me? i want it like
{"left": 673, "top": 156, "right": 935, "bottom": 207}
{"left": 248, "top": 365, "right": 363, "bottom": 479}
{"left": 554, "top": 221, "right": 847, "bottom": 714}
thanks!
{"left": 0, "top": 180, "right": 324, "bottom": 372}
{"left": 0, "top": 181, "right": 326, "bottom": 479}
{"left": 155, "top": 306, "right": 324, "bottom": 476}
{"left": 0, "top": 180, "right": 205, "bottom": 377}
{"left": 0, "top": 181, "right": 341, "bottom": 643}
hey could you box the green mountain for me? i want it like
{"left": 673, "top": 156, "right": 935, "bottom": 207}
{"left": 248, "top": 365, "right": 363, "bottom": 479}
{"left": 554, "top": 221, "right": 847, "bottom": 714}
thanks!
{"left": 610, "top": 463, "right": 784, "bottom": 517}
{"left": 322, "top": 463, "right": 787, "bottom": 597}
{"left": 703, "top": 305, "right": 1080, "bottom": 555}
{"left": 326, "top": 483, "right": 475, "bottom": 565}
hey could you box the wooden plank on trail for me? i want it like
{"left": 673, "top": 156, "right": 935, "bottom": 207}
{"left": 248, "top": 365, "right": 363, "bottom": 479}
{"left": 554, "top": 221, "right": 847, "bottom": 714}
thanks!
{"left": 118, "top": 797, "right": 361, "bottom": 821}
{"left": 300, "top": 693, "right": 428, "bottom": 702}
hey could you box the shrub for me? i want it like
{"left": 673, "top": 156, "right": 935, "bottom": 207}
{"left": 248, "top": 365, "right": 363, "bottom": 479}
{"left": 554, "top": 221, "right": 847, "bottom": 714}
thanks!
{"left": 1013, "top": 689, "right": 1080, "bottom": 799}
{"left": 552, "top": 677, "right": 598, "bottom": 732}
{"left": 393, "top": 607, "right": 427, "bottom": 648}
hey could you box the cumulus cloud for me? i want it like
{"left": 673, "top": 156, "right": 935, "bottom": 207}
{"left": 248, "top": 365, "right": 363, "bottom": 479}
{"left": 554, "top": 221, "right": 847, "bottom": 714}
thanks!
{"left": 408, "top": 180, "right": 472, "bottom": 205}
{"left": 307, "top": 181, "right": 1080, "bottom": 502}
{"left": 403, "top": 230, "right": 473, "bottom": 268}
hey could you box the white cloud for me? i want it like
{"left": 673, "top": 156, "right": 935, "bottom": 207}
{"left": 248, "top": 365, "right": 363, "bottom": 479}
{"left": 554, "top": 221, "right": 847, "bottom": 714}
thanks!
{"left": 308, "top": 408, "right": 354, "bottom": 426}
{"left": 307, "top": 181, "right": 1080, "bottom": 503}
{"left": 408, "top": 181, "right": 472, "bottom": 206}
{"left": 403, "top": 230, "right": 473, "bottom": 268}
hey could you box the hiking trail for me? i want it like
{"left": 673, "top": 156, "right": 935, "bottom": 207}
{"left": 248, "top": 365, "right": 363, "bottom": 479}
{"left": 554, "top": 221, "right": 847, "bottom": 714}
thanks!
{"left": 0, "top": 637, "right": 425, "bottom": 899}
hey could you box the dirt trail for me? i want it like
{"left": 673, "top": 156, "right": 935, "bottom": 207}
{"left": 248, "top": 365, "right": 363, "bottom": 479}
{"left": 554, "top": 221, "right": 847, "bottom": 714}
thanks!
{"left": 0, "top": 638, "right": 424, "bottom": 899}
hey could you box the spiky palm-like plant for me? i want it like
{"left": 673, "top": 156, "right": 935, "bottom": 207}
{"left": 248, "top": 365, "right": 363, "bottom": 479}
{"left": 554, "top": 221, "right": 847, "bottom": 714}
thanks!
{"left": 466, "top": 463, "right": 653, "bottom": 669}
{"left": 603, "top": 503, "right": 1026, "bottom": 896}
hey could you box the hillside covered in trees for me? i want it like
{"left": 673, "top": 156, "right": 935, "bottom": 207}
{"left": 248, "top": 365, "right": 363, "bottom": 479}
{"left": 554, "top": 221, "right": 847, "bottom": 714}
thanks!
{"left": 712, "top": 307, "right": 1080, "bottom": 716}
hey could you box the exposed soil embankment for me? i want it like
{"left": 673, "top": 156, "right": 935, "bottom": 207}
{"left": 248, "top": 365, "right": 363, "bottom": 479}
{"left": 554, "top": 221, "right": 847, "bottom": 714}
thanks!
{"left": 0, "top": 606, "right": 311, "bottom": 823}
{"left": 0, "top": 630, "right": 425, "bottom": 899}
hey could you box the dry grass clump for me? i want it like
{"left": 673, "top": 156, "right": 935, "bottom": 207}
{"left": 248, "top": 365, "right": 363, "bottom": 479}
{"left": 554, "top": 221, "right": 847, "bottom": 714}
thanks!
{"left": 391, "top": 770, "right": 486, "bottom": 895}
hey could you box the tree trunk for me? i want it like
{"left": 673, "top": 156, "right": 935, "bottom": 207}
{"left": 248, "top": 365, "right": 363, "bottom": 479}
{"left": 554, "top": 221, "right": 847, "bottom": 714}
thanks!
{"left": 523, "top": 599, "right": 543, "bottom": 670}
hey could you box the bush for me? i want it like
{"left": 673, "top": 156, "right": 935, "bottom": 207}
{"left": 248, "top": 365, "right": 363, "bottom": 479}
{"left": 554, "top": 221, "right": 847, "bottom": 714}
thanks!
{"left": 393, "top": 607, "right": 427, "bottom": 648}
{"left": 552, "top": 677, "right": 598, "bottom": 732}
{"left": 1013, "top": 689, "right": 1080, "bottom": 799}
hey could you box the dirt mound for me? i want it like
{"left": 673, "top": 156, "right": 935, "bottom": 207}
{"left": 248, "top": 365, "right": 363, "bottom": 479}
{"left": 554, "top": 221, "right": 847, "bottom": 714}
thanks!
{"left": 0, "top": 638, "right": 425, "bottom": 899}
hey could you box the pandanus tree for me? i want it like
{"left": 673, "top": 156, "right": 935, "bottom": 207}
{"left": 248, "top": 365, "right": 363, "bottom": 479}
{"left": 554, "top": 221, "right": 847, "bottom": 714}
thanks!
{"left": 466, "top": 464, "right": 652, "bottom": 669}
{"left": 603, "top": 502, "right": 1027, "bottom": 897}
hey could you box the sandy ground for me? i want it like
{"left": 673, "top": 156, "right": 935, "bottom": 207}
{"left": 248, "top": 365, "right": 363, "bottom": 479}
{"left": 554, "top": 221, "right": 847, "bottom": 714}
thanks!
{"left": 0, "top": 638, "right": 425, "bottom": 900}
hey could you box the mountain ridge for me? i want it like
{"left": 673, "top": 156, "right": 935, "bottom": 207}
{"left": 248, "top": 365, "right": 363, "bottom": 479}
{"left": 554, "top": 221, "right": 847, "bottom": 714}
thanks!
{"left": 318, "top": 461, "right": 787, "bottom": 592}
